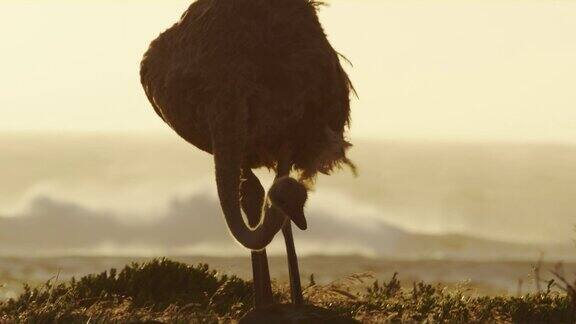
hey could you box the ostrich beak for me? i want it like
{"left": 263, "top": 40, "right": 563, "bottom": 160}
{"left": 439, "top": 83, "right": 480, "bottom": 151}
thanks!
{"left": 288, "top": 208, "right": 307, "bottom": 230}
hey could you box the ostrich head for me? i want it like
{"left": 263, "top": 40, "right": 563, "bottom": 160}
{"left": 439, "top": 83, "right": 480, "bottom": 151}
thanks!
{"left": 269, "top": 177, "right": 308, "bottom": 230}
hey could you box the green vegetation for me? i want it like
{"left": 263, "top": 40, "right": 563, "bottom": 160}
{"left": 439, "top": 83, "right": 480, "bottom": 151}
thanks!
{"left": 0, "top": 259, "right": 574, "bottom": 323}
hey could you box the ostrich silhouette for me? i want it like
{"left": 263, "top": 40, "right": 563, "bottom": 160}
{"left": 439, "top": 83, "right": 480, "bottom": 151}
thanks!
{"left": 141, "top": 0, "right": 354, "bottom": 307}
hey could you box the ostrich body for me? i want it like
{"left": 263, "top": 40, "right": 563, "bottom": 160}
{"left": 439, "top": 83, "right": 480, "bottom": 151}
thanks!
{"left": 141, "top": 0, "right": 353, "bottom": 307}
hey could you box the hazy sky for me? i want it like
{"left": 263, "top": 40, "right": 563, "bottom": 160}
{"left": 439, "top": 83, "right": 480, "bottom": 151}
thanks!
{"left": 1, "top": 0, "right": 576, "bottom": 142}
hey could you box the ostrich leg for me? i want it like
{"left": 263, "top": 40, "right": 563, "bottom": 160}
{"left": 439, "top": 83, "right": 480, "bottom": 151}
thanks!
{"left": 276, "top": 148, "right": 305, "bottom": 305}
{"left": 250, "top": 251, "right": 273, "bottom": 306}
{"left": 241, "top": 168, "right": 273, "bottom": 307}
{"left": 282, "top": 223, "right": 304, "bottom": 304}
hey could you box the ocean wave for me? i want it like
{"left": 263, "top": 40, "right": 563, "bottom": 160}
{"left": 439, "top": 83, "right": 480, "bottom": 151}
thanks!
{"left": 0, "top": 184, "right": 573, "bottom": 261}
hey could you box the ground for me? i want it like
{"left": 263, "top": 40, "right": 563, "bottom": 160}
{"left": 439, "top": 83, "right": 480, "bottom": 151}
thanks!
{"left": 0, "top": 259, "right": 574, "bottom": 323}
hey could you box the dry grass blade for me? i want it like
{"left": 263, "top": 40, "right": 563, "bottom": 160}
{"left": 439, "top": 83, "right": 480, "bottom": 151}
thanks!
{"left": 304, "top": 272, "right": 374, "bottom": 302}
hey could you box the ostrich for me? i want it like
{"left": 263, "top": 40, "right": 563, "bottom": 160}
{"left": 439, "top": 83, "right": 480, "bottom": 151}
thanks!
{"left": 140, "top": 0, "right": 354, "bottom": 307}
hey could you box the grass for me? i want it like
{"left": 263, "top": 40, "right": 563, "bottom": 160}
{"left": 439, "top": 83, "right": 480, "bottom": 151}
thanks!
{"left": 0, "top": 258, "right": 574, "bottom": 323}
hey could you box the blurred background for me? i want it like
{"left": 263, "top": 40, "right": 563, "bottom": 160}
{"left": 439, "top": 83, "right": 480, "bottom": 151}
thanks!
{"left": 1, "top": 0, "right": 575, "bottom": 298}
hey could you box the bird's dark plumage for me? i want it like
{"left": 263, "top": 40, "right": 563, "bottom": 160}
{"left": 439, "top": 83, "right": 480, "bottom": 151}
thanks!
{"left": 140, "top": 0, "right": 354, "bottom": 180}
